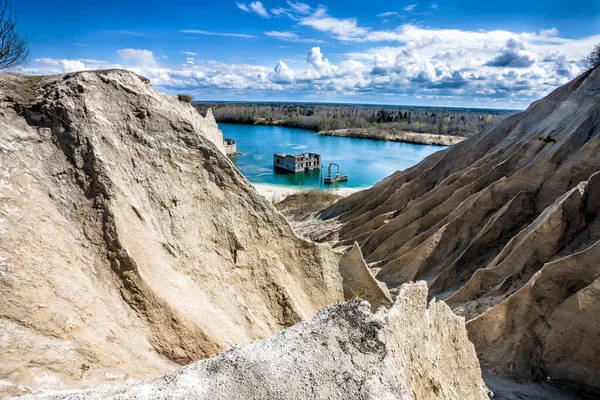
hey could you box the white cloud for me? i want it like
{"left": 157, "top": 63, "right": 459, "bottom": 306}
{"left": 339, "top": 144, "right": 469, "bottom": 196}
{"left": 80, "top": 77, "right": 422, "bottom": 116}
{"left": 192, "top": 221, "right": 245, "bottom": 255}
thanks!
{"left": 236, "top": 3, "right": 249, "bottom": 12}
{"left": 178, "top": 30, "right": 256, "bottom": 39}
{"left": 377, "top": 12, "right": 400, "bottom": 18}
{"left": 270, "top": 7, "right": 291, "bottom": 17}
{"left": 117, "top": 30, "right": 149, "bottom": 37}
{"left": 299, "top": 7, "right": 368, "bottom": 41}
{"left": 269, "top": 2, "right": 311, "bottom": 19}
{"left": 77, "top": 58, "right": 106, "bottom": 64}
{"left": 268, "top": 61, "right": 295, "bottom": 83}
{"left": 30, "top": 58, "right": 87, "bottom": 73}
{"left": 540, "top": 28, "right": 558, "bottom": 37}
{"left": 403, "top": 4, "right": 418, "bottom": 12}
{"left": 180, "top": 51, "right": 197, "bottom": 56}
{"left": 117, "top": 49, "right": 157, "bottom": 67}
{"left": 286, "top": 1, "right": 312, "bottom": 14}
{"left": 24, "top": 22, "right": 600, "bottom": 108}
{"left": 307, "top": 47, "right": 334, "bottom": 77}
{"left": 485, "top": 39, "right": 536, "bottom": 68}
{"left": 249, "top": 2, "right": 269, "bottom": 18}
{"left": 431, "top": 3, "right": 438, "bottom": 9}
{"left": 238, "top": 1, "right": 270, "bottom": 18}
{"left": 23, "top": 58, "right": 121, "bottom": 75}
{"left": 264, "top": 31, "right": 323, "bottom": 43}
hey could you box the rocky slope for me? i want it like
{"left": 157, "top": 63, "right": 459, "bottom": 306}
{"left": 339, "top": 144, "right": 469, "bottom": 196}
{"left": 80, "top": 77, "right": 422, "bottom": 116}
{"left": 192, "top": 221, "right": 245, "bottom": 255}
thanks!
{"left": 0, "top": 70, "right": 344, "bottom": 396}
{"left": 18, "top": 282, "right": 488, "bottom": 400}
{"left": 320, "top": 66, "right": 600, "bottom": 392}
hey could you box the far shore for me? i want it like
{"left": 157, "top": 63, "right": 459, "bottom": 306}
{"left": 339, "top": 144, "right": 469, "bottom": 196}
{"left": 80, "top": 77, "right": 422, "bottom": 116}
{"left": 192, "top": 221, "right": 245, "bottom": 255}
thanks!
{"left": 316, "top": 128, "right": 465, "bottom": 146}
{"left": 217, "top": 120, "right": 465, "bottom": 146}
{"left": 252, "top": 183, "right": 366, "bottom": 203}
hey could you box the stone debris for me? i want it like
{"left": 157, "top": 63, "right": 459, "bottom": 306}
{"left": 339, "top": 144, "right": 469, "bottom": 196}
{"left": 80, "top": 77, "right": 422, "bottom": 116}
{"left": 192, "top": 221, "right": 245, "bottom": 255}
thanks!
{"left": 17, "top": 283, "right": 488, "bottom": 400}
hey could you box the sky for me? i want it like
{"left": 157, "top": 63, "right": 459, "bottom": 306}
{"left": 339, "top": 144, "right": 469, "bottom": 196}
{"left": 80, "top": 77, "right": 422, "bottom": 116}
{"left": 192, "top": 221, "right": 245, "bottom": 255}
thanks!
{"left": 14, "top": 0, "right": 600, "bottom": 109}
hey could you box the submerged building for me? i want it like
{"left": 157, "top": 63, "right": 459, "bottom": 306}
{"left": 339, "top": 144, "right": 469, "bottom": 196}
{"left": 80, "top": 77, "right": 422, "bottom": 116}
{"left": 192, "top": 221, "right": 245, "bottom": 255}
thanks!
{"left": 224, "top": 138, "right": 237, "bottom": 156}
{"left": 274, "top": 152, "right": 321, "bottom": 173}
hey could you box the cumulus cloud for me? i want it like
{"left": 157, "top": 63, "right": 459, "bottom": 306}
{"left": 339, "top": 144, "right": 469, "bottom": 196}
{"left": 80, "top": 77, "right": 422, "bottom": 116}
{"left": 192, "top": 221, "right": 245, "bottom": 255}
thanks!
{"left": 117, "top": 49, "right": 158, "bottom": 67}
{"left": 540, "top": 28, "right": 558, "bottom": 37}
{"left": 307, "top": 47, "right": 334, "bottom": 77}
{"left": 23, "top": 58, "right": 121, "bottom": 75}
{"left": 268, "top": 61, "right": 295, "bottom": 83}
{"left": 485, "top": 39, "right": 536, "bottom": 68}
{"left": 30, "top": 58, "right": 87, "bottom": 73}
{"left": 238, "top": 1, "right": 270, "bottom": 18}
{"left": 24, "top": 21, "right": 600, "bottom": 108}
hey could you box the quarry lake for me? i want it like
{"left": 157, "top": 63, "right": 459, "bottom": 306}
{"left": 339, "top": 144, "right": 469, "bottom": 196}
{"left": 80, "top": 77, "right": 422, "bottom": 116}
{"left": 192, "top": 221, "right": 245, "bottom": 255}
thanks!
{"left": 219, "top": 123, "right": 446, "bottom": 189}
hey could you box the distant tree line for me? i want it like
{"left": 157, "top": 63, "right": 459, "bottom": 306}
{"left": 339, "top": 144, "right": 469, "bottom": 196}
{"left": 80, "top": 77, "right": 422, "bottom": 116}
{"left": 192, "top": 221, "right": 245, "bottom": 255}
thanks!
{"left": 194, "top": 102, "right": 516, "bottom": 137}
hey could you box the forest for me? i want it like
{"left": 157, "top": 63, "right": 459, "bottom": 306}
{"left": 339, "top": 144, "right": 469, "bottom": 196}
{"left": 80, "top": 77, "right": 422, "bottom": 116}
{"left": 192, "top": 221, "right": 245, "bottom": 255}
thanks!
{"left": 194, "top": 102, "right": 517, "bottom": 137}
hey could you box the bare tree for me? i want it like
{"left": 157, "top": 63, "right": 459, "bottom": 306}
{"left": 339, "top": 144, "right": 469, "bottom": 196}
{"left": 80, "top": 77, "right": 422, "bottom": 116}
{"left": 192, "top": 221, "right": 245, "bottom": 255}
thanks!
{"left": 0, "top": 0, "right": 28, "bottom": 70}
{"left": 583, "top": 44, "right": 600, "bottom": 71}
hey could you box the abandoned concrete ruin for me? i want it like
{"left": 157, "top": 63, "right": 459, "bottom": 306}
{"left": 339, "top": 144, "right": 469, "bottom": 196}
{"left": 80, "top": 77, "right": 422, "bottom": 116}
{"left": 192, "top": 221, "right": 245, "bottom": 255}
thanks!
{"left": 274, "top": 152, "right": 321, "bottom": 173}
{"left": 223, "top": 138, "right": 237, "bottom": 156}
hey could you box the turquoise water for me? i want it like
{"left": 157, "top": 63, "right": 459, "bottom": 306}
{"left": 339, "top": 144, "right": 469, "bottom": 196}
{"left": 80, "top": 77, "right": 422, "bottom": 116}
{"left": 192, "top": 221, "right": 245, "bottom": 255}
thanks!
{"left": 219, "top": 123, "right": 447, "bottom": 189}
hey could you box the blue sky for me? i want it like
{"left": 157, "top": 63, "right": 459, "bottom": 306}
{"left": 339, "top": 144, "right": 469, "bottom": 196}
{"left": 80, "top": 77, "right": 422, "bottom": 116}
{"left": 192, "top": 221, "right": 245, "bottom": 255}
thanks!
{"left": 15, "top": 0, "right": 600, "bottom": 108}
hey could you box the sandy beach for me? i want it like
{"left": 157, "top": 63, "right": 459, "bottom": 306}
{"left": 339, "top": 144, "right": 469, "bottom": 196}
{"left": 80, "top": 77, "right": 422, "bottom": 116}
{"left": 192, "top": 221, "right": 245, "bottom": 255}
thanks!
{"left": 252, "top": 183, "right": 366, "bottom": 203}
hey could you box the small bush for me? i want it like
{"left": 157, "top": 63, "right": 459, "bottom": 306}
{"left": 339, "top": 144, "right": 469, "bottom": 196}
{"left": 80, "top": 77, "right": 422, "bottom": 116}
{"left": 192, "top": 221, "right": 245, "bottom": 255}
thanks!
{"left": 177, "top": 94, "right": 192, "bottom": 103}
{"left": 351, "top": 288, "right": 367, "bottom": 300}
{"left": 276, "top": 188, "right": 340, "bottom": 215}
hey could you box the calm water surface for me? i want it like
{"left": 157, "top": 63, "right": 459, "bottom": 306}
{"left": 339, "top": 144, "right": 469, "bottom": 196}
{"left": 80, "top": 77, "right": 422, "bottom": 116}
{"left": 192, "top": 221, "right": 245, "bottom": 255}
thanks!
{"left": 219, "top": 123, "right": 446, "bottom": 189}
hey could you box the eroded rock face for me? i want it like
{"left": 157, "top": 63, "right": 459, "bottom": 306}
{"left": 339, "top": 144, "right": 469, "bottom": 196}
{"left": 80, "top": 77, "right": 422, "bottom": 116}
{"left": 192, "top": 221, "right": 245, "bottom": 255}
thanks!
{"left": 338, "top": 242, "right": 392, "bottom": 312}
{"left": 320, "top": 66, "right": 600, "bottom": 389}
{"left": 18, "top": 282, "right": 488, "bottom": 400}
{"left": 0, "top": 70, "right": 343, "bottom": 396}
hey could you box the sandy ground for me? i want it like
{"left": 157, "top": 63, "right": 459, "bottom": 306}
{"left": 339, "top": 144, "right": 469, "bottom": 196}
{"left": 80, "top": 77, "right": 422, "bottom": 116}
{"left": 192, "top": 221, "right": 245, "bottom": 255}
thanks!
{"left": 253, "top": 183, "right": 365, "bottom": 203}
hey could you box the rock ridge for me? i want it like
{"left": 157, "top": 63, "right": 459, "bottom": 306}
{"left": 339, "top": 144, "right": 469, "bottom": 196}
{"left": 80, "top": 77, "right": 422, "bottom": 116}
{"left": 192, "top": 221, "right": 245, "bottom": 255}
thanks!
{"left": 16, "top": 282, "right": 488, "bottom": 400}
{"left": 0, "top": 70, "right": 343, "bottom": 396}
{"left": 320, "top": 66, "right": 600, "bottom": 390}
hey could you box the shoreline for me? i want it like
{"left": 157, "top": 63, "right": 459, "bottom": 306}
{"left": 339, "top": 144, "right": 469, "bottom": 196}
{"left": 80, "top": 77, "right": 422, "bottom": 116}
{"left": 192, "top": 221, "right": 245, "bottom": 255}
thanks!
{"left": 316, "top": 129, "right": 465, "bottom": 146}
{"left": 252, "top": 183, "right": 366, "bottom": 203}
{"left": 217, "top": 121, "right": 465, "bottom": 146}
